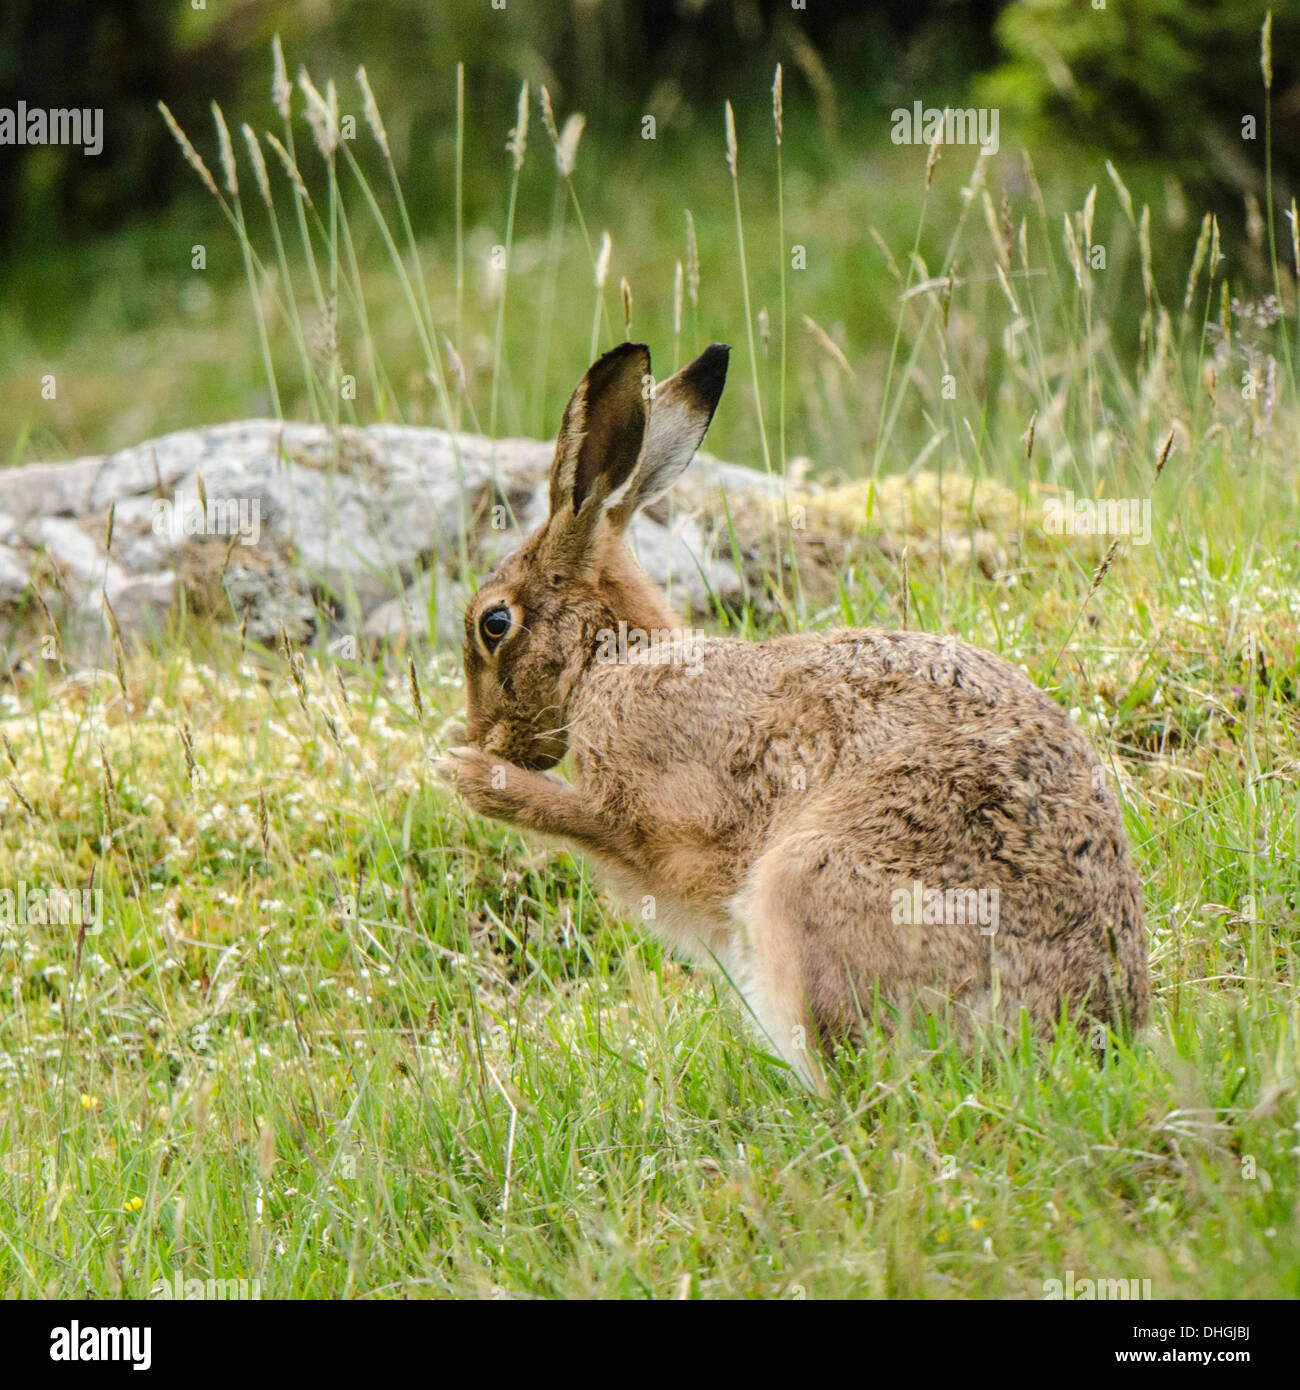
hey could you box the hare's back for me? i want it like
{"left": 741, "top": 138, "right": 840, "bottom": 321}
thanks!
{"left": 752, "top": 629, "right": 1084, "bottom": 753}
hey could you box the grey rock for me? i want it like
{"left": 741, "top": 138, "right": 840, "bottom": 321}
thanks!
{"left": 624, "top": 510, "right": 745, "bottom": 613}
{"left": 0, "top": 545, "right": 29, "bottom": 603}
{"left": 0, "top": 420, "right": 811, "bottom": 659}
{"left": 103, "top": 568, "right": 177, "bottom": 632}
{"left": 34, "top": 517, "right": 105, "bottom": 586}
{"left": 365, "top": 570, "right": 466, "bottom": 648}
{"left": 0, "top": 457, "right": 100, "bottom": 522}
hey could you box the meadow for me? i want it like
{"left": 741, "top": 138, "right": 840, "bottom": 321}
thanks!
{"left": 1, "top": 45, "right": 1298, "bottom": 1298}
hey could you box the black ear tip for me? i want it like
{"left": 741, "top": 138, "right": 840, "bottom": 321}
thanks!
{"left": 685, "top": 343, "right": 730, "bottom": 405}
{"left": 583, "top": 341, "right": 651, "bottom": 399}
{"left": 594, "top": 341, "right": 650, "bottom": 370}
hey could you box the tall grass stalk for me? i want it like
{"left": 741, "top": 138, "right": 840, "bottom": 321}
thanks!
{"left": 724, "top": 103, "right": 773, "bottom": 481}
{"left": 684, "top": 210, "right": 701, "bottom": 354}
{"left": 874, "top": 142, "right": 991, "bottom": 479}
{"left": 590, "top": 232, "right": 612, "bottom": 363}
{"left": 242, "top": 123, "right": 326, "bottom": 421}
{"left": 724, "top": 101, "right": 783, "bottom": 599}
{"left": 535, "top": 89, "right": 587, "bottom": 434}
{"left": 270, "top": 41, "right": 328, "bottom": 352}
{"left": 773, "top": 66, "right": 788, "bottom": 482}
{"left": 773, "top": 66, "right": 802, "bottom": 613}
{"left": 1259, "top": 11, "right": 1297, "bottom": 452}
{"left": 294, "top": 69, "right": 345, "bottom": 452}
{"left": 489, "top": 82, "right": 530, "bottom": 445}
{"left": 158, "top": 99, "right": 283, "bottom": 418}
{"left": 455, "top": 60, "right": 466, "bottom": 424}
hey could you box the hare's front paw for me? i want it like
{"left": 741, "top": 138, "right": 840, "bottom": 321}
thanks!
{"left": 432, "top": 744, "right": 522, "bottom": 822}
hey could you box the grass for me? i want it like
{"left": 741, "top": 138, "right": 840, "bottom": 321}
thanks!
{"left": 1, "top": 34, "right": 1299, "bottom": 1298}
{"left": 1, "top": 523, "right": 1297, "bottom": 1299}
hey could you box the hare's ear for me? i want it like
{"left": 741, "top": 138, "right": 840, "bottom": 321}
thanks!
{"left": 547, "top": 342, "right": 651, "bottom": 534}
{"left": 607, "top": 343, "right": 729, "bottom": 531}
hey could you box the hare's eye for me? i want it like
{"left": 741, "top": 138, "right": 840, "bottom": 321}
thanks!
{"left": 480, "top": 606, "right": 513, "bottom": 651}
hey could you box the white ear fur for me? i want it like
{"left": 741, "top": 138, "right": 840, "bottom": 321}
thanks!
{"left": 611, "top": 344, "right": 729, "bottom": 525}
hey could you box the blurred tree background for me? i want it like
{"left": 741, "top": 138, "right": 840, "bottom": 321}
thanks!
{"left": 0, "top": 0, "right": 1294, "bottom": 458}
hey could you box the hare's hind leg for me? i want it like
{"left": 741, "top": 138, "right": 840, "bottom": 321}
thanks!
{"left": 733, "top": 820, "right": 959, "bottom": 1092}
{"left": 730, "top": 871, "right": 828, "bottom": 1095}
{"left": 731, "top": 824, "right": 896, "bottom": 1096}
{"left": 728, "top": 878, "right": 828, "bottom": 1095}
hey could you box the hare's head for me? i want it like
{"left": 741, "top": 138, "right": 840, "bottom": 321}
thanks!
{"left": 462, "top": 341, "right": 728, "bottom": 768}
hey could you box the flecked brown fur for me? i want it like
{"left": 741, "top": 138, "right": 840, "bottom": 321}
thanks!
{"left": 437, "top": 343, "right": 1149, "bottom": 1091}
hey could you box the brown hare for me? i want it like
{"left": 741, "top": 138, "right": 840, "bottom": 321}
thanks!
{"left": 435, "top": 341, "right": 1149, "bottom": 1091}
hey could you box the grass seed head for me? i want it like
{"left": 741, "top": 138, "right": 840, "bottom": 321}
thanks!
{"left": 259, "top": 786, "right": 270, "bottom": 857}
{"left": 556, "top": 114, "right": 585, "bottom": 179}
{"left": 1155, "top": 429, "right": 1176, "bottom": 482}
{"left": 443, "top": 335, "right": 468, "bottom": 395}
{"left": 408, "top": 655, "right": 424, "bottom": 723}
{"left": 507, "top": 81, "right": 529, "bottom": 172}
{"left": 772, "top": 64, "right": 784, "bottom": 146}
{"left": 7, "top": 776, "right": 34, "bottom": 816}
{"left": 158, "top": 101, "right": 221, "bottom": 201}
{"left": 684, "top": 211, "right": 700, "bottom": 306}
{"left": 1184, "top": 213, "right": 1212, "bottom": 311}
{"left": 298, "top": 68, "right": 339, "bottom": 158}
{"left": 264, "top": 131, "right": 313, "bottom": 207}
{"left": 540, "top": 85, "right": 560, "bottom": 147}
{"left": 242, "top": 123, "right": 274, "bottom": 208}
{"left": 1090, "top": 539, "right": 1122, "bottom": 596}
{"left": 271, "top": 35, "right": 292, "bottom": 119}
{"left": 211, "top": 103, "right": 238, "bottom": 198}
{"left": 356, "top": 65, "right": 391, "bottom": 161}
